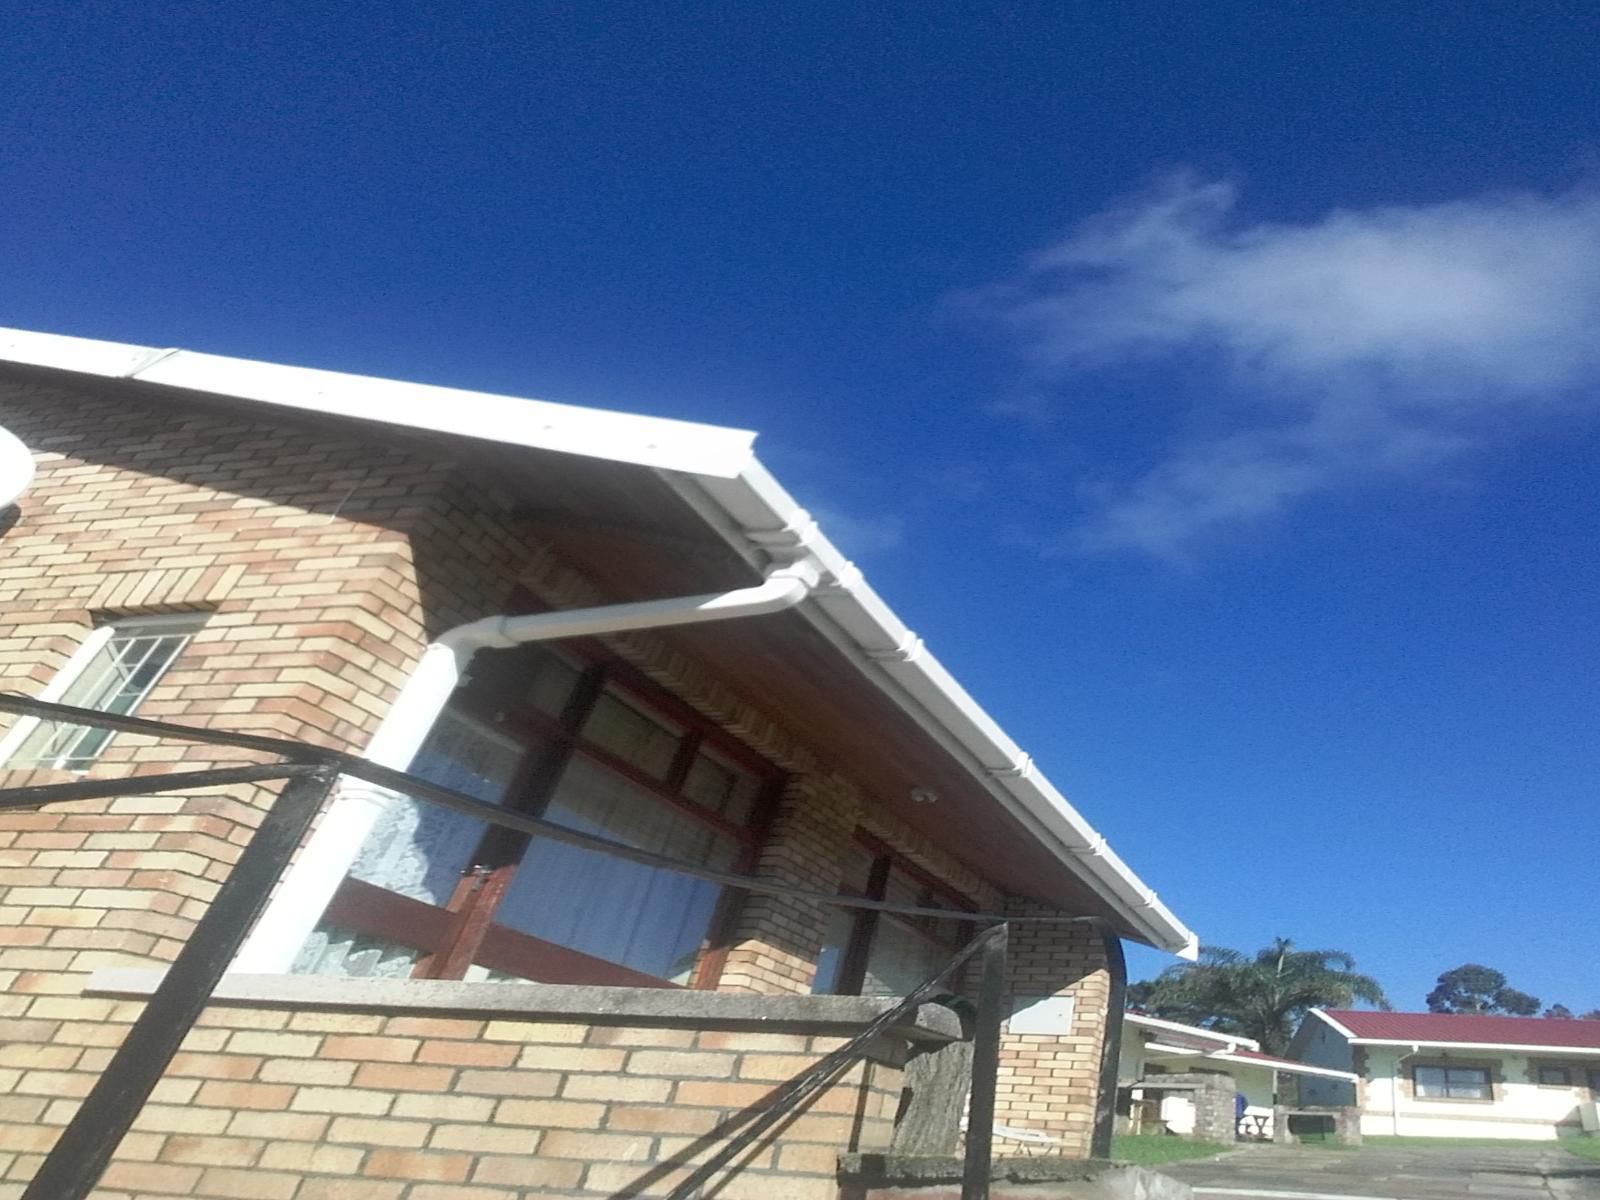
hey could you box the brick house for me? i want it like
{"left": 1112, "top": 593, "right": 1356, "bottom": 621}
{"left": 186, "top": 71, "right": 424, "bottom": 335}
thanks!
{"left": 0, "top": 328, "right": 1196, "bottom": 1200}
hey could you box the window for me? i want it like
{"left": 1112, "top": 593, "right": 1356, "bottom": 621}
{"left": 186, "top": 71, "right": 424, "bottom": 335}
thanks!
{"left": 1413, "top": 1065, "right": 1492, "bottom": 1100}
{"left": 1589, "top": 1070, "right": 1600, "bottom": 1095}
{"left": 812, "top": 833, "right": 973, "bottom": 997}
{"left": 1, "top": 615, "right": 203, "bottom": 770}
{"left": 294, "top": 640, "right": 778, "bottom": 988}
{"left": 1537, "top": 1065, "right": 1572, "bottom": 1087}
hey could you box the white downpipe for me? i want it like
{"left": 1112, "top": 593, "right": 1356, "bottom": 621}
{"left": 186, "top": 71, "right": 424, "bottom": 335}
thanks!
{"left": 231, "top": 563, "right": 818, "bottom": 974}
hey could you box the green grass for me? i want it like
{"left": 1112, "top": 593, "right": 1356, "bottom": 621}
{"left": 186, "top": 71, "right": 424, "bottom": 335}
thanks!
{"left": 1110, "top": 1134, "right": 1229, "bottom": 1165}
{"left": 1562, "top": 1138, "right": 1600, "bottom": 1161}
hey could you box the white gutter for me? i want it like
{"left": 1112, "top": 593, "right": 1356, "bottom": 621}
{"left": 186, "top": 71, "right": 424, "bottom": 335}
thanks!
{"left": 1127, "top": 1013, "right": 1260, "bottom": 1051}
{"left": 232, "top": 563, "right": 818, "bottom": 973}
{"left": 1207, "top": 1052, "right": 1358, "bottom": 1083}
{"left": 669, "top": 462, "right": 1200, "bottom": 959}
{"left": 1349, "top": 1038, "right": 1600, "bottom": 1057}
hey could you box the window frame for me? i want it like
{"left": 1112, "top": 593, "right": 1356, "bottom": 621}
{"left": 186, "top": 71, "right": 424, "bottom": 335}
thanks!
{"left": 1536, "top": 1064, "right": 1572, "bottom": 1088}
{"left": 818, "top": 829, "right": 975, "bottom": 997}
{"left": 0, "top": 613, "right": 205, "bottom": 771}
{"left": 1412, "top": 1063, "right": 1494, "bottom": 1102}
{"left": 312, "top": 635, "right": 784, "bottom": 989}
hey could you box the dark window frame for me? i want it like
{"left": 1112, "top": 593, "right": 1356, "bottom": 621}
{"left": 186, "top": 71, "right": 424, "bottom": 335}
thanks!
{"left": 822, "top": 830, "right": 975, "bottom": 996}
{"left": 1412, "top": 1063, "right": 1494, "bottom": 1102}
{"left": 1536, "top": 1064, "right": 1572, "bottom": 1087}
{"left": 321, "top": 631, "right": 783, "bottom": 989}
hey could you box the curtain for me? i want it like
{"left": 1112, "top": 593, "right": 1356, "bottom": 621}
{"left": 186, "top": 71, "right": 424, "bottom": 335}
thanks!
{"left": 489, "top": 757, "right": 737, "bottom": 984}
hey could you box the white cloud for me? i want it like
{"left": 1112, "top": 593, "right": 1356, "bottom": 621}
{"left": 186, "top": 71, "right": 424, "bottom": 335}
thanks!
{"left": 974, "top": 175, "right": 1600, "bottom": 558}
{"left": 810, "top": 504, "right": 906, "bottom": 556}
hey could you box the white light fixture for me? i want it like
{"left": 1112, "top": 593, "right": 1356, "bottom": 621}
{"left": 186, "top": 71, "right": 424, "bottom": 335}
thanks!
{"left": 909, "top": 786, "right": 939, "bottom": 805}
{"left": 0, "top": 424, "right": 34, "bottom": 509}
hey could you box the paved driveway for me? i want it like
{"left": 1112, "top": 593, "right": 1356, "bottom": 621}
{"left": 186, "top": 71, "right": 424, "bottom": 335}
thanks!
{"left": 1162, "top": 1143, "right": 1600, "bottom": 1199}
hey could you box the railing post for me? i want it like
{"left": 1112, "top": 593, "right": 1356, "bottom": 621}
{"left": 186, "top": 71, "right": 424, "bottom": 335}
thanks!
{"left": 22, "top": 766, "right": 338, "bottom": 1200}
{"left": 962, "top": 921, "right": 1008, "bottom": 1200}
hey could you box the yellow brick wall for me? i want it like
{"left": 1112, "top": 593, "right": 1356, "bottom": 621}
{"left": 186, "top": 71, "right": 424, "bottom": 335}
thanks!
{"left": 993, "top": 906, "right": 1111, "bottom": 1155}
{"left": 0, "top": 1004, "right": 902, "bottom": 1200}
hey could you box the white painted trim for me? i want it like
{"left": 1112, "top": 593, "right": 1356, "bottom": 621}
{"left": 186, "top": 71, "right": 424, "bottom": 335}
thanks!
{"left": 1127, "top": 1012, "right": 1260, "bottom": 1050}
{"left": 0, "top": 328, "right": 757, "bottom": 478}
{"left": 1309, "top": 1009, "right": 1359, "bottom": 1039}
{"left": 0, "top": 624, "right": 114, "bottom": 762}
{"left": 1208, "top": 1052, "right": 1359, "bottom": 1082}
{"left": 1348, "top": 1038, "right": 1600, "bottom": 1056}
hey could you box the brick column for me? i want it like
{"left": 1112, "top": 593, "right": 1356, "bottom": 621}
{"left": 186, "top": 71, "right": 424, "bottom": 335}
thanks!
{"left": 992, "top": 902, "right": 1110, "bottom": 1155}
{"left": 716, "top": 773, "right": 859, "bottom": 995}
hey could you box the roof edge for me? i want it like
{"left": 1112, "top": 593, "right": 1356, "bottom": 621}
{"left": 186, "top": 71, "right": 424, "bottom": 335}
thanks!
{"left": 0, "top": 328, "right": 757, "bottom": 478}
{"left": 666, "top": 461, "right": 1200, "bottom": 958}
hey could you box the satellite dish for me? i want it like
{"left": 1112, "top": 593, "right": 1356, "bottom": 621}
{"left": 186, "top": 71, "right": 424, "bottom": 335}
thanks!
{"left": 0, "top": 424, "right": 35, "bottom": 509}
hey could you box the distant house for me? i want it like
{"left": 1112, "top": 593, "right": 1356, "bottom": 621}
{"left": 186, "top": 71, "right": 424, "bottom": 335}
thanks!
{"left": 1118, "top": 1013, "right": 1356, "bottom": 1136}
{"left": 1291, "top": 1009, "right": 1600, "bottom": 1141}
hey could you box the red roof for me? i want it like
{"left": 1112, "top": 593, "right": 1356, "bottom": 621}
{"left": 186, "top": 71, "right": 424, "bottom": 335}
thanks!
{"left": 1321, "top": 1010, "right": 1600, "bottom": 1049}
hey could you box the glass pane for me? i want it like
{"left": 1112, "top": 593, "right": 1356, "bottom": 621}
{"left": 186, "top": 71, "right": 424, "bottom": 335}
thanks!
{"left": 811, "top": 907, "right": 859, "bottom": 995}
{"left": 522, "top": 651, "right": 581, "bottom": 718}
{"left": 488, "top": 757, "right": 736, "bottom": 984}
{"left": 862, "top": 917, "right": 950, "bottom": 997}
{"left": 1413, "top": 1067, "right": 1447, "bottom": 1097}
{"left": 839, "top": 843, "right": 876, "bottom": 893}
{"left": 346, "top": 708, "right": 525, "bottom": 906}
{"left": 292, "top": 925, "right": 422, "bottom": 978}
{"left": 681, "top": 749, "right": 761, "bottom": 825}
{"left": 581, "top": 691, "right": 682, "bottom": 779}
{"left": 1539, "top": 1068, "right": 1569, "bottom": 1086}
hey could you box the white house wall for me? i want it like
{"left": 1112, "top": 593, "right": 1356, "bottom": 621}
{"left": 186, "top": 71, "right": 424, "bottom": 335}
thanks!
{"left": 1358, "top": 1047, "right": 1589, "bottom": 1141}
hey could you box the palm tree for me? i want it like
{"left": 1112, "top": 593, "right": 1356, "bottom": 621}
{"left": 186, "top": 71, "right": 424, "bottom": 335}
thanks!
{"left": 1131, "top": 937, "right": 1389, "bottom": 1054}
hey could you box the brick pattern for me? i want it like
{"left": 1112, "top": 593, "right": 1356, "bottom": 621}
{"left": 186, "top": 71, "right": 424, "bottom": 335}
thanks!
{"left": 993, "top": 904, "right": 1111, "bottom": 1155}
{"left": 0, "top": 1009, "right": 903, "bottom": 1200}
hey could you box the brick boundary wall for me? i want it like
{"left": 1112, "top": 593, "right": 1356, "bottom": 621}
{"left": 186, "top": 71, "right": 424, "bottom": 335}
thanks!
{"left": 1, "top": 978, "right": 951, "bottom": 1200}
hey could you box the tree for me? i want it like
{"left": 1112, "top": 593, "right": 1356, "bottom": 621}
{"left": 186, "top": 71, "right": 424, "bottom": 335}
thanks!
{"left": 1584, "top": 1011, "right": 1600, "bottom": 1022}
{"left": 1546, "top": 1004, "right": 1574, "bottom": 1019}
{"left": 1425, "top": 965, "right": 1540, "bottom": 1016}
{"left": 1126, "top": 937, "right": 1389, "bottom": 1055}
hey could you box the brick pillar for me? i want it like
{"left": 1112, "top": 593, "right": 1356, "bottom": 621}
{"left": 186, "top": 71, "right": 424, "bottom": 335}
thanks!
{"left": 992, "top": 903, "right": 1110, "bottom": 1155}
{"left": 716, "top": 773, "right": 859, "bottom": 995}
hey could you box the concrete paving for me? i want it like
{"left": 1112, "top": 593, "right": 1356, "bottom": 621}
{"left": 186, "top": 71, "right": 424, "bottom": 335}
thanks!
{"left": 1161, "top": 1143, "right": 1600, "bottom": 1200}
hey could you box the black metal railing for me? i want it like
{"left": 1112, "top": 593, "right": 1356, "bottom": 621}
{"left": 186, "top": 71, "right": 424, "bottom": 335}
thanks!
{"left": 0, "top": 692, "right": 1124, "bottom": 1200}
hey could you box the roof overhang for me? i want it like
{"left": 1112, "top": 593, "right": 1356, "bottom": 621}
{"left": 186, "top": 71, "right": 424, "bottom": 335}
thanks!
{"left": 0, "top": 327, "right": 1198, "bottom": 957}
{"left": 1307, "top": 1011, "right": 1600, "bottom": 1057}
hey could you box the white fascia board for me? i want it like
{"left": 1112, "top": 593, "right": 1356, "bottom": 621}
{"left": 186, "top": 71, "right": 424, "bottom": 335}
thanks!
{"left": 1210, "top": 1053, "right": 1359, "bottom": 1082}
{"left": 1347, "top": 1038, "right": 1600, "bottom": 1057}
{"left": 1310, "top": 1009, "right": 1359, "bottom": 1040}
{"left": 665, "top": 461, "right": 1200, "bottom": 959}
{"left": 1126, "top": 1013, "right": 1260, "bottom": 1051}
{"left": 0, "top": 328, "right": 756, "bottom": 478}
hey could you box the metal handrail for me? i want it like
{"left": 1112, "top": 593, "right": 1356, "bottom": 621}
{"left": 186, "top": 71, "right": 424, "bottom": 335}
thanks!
{"left": 0, "top": 693, "right": 1115, "bottom": 1200}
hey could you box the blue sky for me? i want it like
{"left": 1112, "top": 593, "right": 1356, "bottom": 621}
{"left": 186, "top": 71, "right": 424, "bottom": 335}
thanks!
{"left": 2, "top": 2, "right": 1596, "bottom": 1012}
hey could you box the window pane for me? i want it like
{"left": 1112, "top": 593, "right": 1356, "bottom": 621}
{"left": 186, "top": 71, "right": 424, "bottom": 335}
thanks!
{"left": 862, "top": 916, "right": 949, "bottom": 997}
{"left": 681, "top": 749, "right": 762, "bottom": 825}
{"left": 11, "top": 619, "right": 201, "bottom": 769}
{"left": 346, "top": 708, "right": 526, "bottom": 905}
{"left": 1539, "top": 1067, "right": 1570, "bottom": 1086}
{"left": 1414, "top": 1067, "right": 1448, "bottom": 1097}
{"left": 811, "top": 907, "right": 859, "bottom": 995}
{"left": 581, "top": 692, "right": 682, "bottom": 778}
{"left": 488, "top": 757, "right": 736, "bottom": 984}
